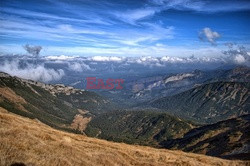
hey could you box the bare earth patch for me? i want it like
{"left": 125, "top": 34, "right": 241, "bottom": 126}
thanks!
{"left": 71, "top": 114, "right": 92, "bottom": 133}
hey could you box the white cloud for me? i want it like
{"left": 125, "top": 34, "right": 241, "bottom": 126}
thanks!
{"left": 114, "top": 0, "right": 206, "bottom": 24}
{"left": 91, "top": 56, "right": 109, "bottom": 61}
{"left": 149, "top": 0, "right": 250, "bottom": 12}
{"left": 151, "top": 0, "right": 205, "bottom": 11}
{"left": 57, "top": 24, "right": 108, "bottom": 35}
{"left": 1, "top": 7, "right": 110, "bottom": 25}
{"left": 0, "top": 60, "right": 65, "bottom": 82}
{"left": 114, "top": 7, "right": 158, "bottom": 24}
{"left": 67, "top": 62, "right": 91, "bottom": 72}
{"left": 111, "top": 24, "right": 174, "bottom": 47}
{"left": 109, "top": 56, "right": 123, "bottom": 61}
{"left": 136, "top": 56, "right": 159, "bottom": 64}
{"left": 67, "top": 62, "right": 83, "bottom": 72}
{"left": 234, "top": 54, "right": 246, "bottom": 64}
{"left": 223, "top": 44, "right": 250, "bottom": 66}
{"left": 0, "top": 43, "right": 226, "bottom": 58}
{"left": 0, "top": 17, "right": 113, "bottom": 47}
{"left": 199, "top": 27, "right": 220, "bottom": 45}
{"left": 91, "top": 56, "right": 124, "bottom": 62}
{"left": 161, "top": 56, "right": 184, "bottom": 62}
{"left": 125, "top": 55, "right": 225, "bottom": 66}
{"left": 45, "top": 55, "right": 77, "bottom": 60}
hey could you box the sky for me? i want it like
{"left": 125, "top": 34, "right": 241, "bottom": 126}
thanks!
{"left": 0, "top": 0, "right": 250, "bottom": 57}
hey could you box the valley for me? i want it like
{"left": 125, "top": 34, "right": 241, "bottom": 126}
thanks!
{"left": 0, "top": 66, "right": 249, "bottom": 163}
{"left": 1, "top": 0, "right": 250, "bottom": 165}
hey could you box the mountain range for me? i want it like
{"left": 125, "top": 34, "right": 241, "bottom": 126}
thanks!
{"left": 94, "top": 66, "right": 250, "bottom": 106}
{"left": 0, "top": 66, "right": 249, "bottom": 163}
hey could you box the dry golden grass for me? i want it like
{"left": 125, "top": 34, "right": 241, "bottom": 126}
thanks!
{"left": 0, "top": 88, "right": 26, "bottom": 104}
{"left": 0, "top": 107, "right": 249, "bottom": 166}
{"left": 0, "top": 87, "right": 28, "bottom": 112}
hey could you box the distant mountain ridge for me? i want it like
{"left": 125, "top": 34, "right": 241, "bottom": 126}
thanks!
{"left": 71, "top": 66, "right": 249, "bottom": 107}
{"left": 150, "top": 81, "right": 250, "bottom": 123}
{"left": 207, "top": 66, "right": 250, "bottom": 83}
{"left": 134, "top": 66, "right": 249, "bottom": 100}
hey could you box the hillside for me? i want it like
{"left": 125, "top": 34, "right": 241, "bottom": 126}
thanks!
{"left": 128, "top": 66, "right": 250, "bottom": 103}
{"left": 0, "top": 107, "right": 248, "bottom": 166}
{"left": 0, "top": 72, "right": 196, "bottom": 146}
{"left": 161, "top": 114, "right": 250, "bottom": 160}
{"left": 0, "top": 72, "right": 114, "bottom": 133}
{"left": 85, "top": 110, "right": 195, "bottom": 146}
{"left": 132, "top": 69, "right": 213, "bottom": 101}
{"left": 150, "top": 82, "right": 250, "bottom": 123}
{"left": 207, "top": 66, "right": 250, "bottom": 83}
{"left": 123, "top": 66, "right": 250, "bottom": 102}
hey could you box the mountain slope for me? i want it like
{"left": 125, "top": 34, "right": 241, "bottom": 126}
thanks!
{"left": 132, "top": 69, "right": 213, "bottom": 101}
{"left": 160, "top": 114, "right": 250, "bottom": 160}
{"left": 0, "top": 72, "right": 114, "bottom": 133}
{"left": 0, "top": 107, "right": 247, "bottom": 166}
{"left": 56, "top": 89, "right": 115, "bottom": 114}
{"left": 85, "top": 110, "right": 194, "bottom": 146}
{"left": 207, "top": 66, "right": 250, "bottom": 83}
{"left": 0, "top": 72, "right": 195, "bottom": 147}
{"left": 131, "top": 66, "right": 250, "bottom": 102}
{"left": 150, "top": 82, "right": 250, "bottom": 123}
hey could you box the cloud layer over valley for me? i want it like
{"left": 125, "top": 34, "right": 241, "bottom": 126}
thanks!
{"left": 0, "top": 60, "right": 65, "bottom": 82}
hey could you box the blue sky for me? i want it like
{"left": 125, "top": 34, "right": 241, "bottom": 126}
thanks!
{"left": 0, "top": 0, "right": 250, "bottom": 57}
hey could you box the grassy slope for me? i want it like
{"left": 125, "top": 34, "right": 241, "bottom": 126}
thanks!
{"left": 0, "top": 74, "right": 116, "bottom": 133}
{"left": 0, "top": 76, "right": 79, "bottom": 132}
{"left": 0, "top": 107, "right": 248, "bottom": 166}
